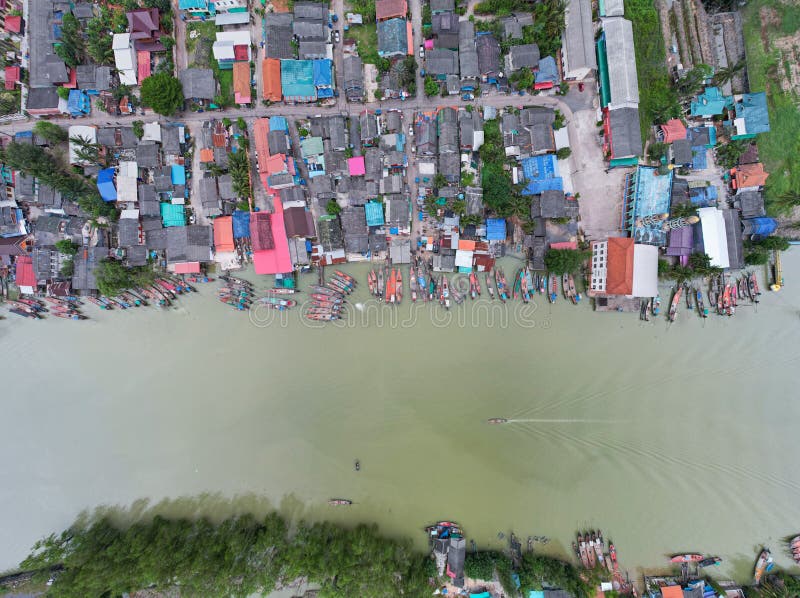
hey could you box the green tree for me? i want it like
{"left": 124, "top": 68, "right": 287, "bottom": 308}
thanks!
{"left": 433, "top": 173, "right": 447, "bottom": 188}
{"left": 326, "top": 199, "right": 341, "bottom": 216}
{"left": 714, "top": 140, "right": 750, "bottom": 170}
{"left": 55, "top": 13, "right": 84, "bottom": 68}
{"left": 60, "top": 258, "right": 74, "bottom": 278}
{"left": 648, "top": 141, "right": 669, "bottom": 163}
{"left": 57, "top": 87, "right": 70, "bottom": 101}
{"left": 675, "top": 64, "right": 713, "bottom": 98}
{"left": 745, "top": 248, "right": 769, "bottom": 265}
{"left": 712, "top": 59, "right": 746, "bottom": 87}
{"left": 69, "top": 135, "right": 106, "bottom": 167}
{"left": 510, "top": 68, "right": 534, "bottom": 91}
{"left": 465, "top": 551, "right": 504, "bottom": 581}
{"left": 33, "top": 121, "right": 68, "bottom": 144}
{"left": 228, "top": 150, "right": 251, "bottom": 200}
{"left": 86, "top": 8, "right": 115, "bottom": 64}
{"left": 556, "top": 147, "right": 572, "bottom": 160}
{"left": 237, "top": 117, "right": 247, "bottom": 132}
{"left": 377, "top": 57, "right": 391, "bottom": 73}
{"left": 424, "top": 76, "right": 439, "bottom": 97}
{"left": 140, "top": 72, "right": 184, "bottom": 116}
{"left": 544, "top": 248, "right": 588, "bottom": 275}
{"left": 517, "top": 553, "right": 591, "bottom": 598}
{"left": 94, "top": 259, "right": 154, "bottom": 297}
{"left": 55, "top": 239, "right": 79, "bottom": 256}
{"left": 482, "top": 164, "right": 513, "bottom": 214}
{"left": 132, "top": 120, "right": 144, "bottom": 139}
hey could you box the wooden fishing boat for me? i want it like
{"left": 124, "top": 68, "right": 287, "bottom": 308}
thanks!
{"left": 586, "top": 533, "right": 597, "bottom": 568}
{"left": 499, "top": 268, "right": 509, "bottom": 302}
{"left": 17, "top": 298, "right": 45, "bottom": 310}
{"left": 512, "top": 269, "right": 521, "bottom": 300}
{"left": 469, "top": 271, "right": 478, "bottom": 300}
{"left": 722, "top": 284, "right": 732, "bottom": 316}
{"left": 258, "top": 297, "right": 297, "bottom": 307}
{"left": 367, "top": 270, "right": 376, "bottom": 296}
{"left": 790, "top": 535, "right": 800, "bottom": 564}
{"left": 332, "top": 274, "right": 354, "bottom": 290}
{"left": 696, "top": 288, "right": 707, "bottom": 318}
{"left": 699, "top": 556, "right": 722, "bottom": 567}
{"left": 578, "top": 535, "right": 591, "bottom": 569}
{"left": 451, "top": 283, "right": 464, "bottom": 305}
{"left": 753, "top": 549, "right": 772, "bottom": 585}
{"left": 487, "top": 418, "right": 507, "bottom": 424}
{"left": 520, "top": 269, "right": 530, "bottom": 303}
{"left": 42, "top": 296, "right": 68, "bottom": 307}
{"left": 594, "top": 533, "right": 606, "bottom": 567}
{"left": 670, "top": 554, "right": 703, "bottom": 563}
{"left": 327, "top": 498, "right": 352, "bottom": 506}
{"left": 396, "top": 269, "right": 403, "bottom": 304}
{"left": 549, "top": 274, "right": 558, "bottom": 304}
{"left": 731, "top": 281, "right": 738, "bottom": 308}
{"left": 750, "top": 270, "right": 760, "bottom": 297}
{"left": 87, "top": 296, "right": 111, "bottom": 309}
{"left": 51, "top": 311, "right": 84, "bottom": 320}
{"left": 440, "top": 275, "right": 450, "bottom": 309}
{"left": 485, "top": 272, "right": 494, "bottom": 299}
{"left": 386, "top": 268, "right": 396, "bottom": 304}
{"left": 409, "top": 265, "right": 418, "bottom": 302}
{"left": 8, "top": 300, "right": 42, "bottom": 313}
{"left": 428, "top": 274, "right": 437, "bottom": 302}
{"left": 610, "top": 543, "right": 617, "bottom": 569}
{"left": 562, "top": 273, "right": 570, "bottom": 301}
{"left": 685, "top": 283, "right": 693, "bottom": 309}
{"left": 377, "top": 269, "right": 384, "bottom": 300}
{"left": 568, "top": 274, "right": 579, "bottom": 304}
{"left": 640, "top": 299, "right": 648, "bottom": 321}
{"left": 334, "top": 270, "right": 356, "bottom": 285}
{"left": 525, "top": 268, "right": 533, "bottom": 299}
{"left": 668, "top": 286, "right": 681, "bottom": 322}
{"left": 9, "top": 307, "right": 38, "bottom": 318}
{"left": 652, "top": 295, "right": 661, "bottom": 316}
{"left": 416, "top": 267, "right": 427, "bottom": 302}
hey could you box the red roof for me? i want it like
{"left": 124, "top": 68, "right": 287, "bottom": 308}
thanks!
{"left": 605, "top": 237, "right": 634, "bottom": 295}
{"left": 15, "top": 255, "right": 36, "bottom": 287}
{"left": 262, "top": 58, "right": 282, "bottom": 102}
{"left": 137, "top": 51, "right": 151, "bottom": 81}
{"left": 4, "top": 15, "right": 21, "bottom": 33}
{"left": 4, "top": 66, "right": 19, "bottom": 90}
{"left": 550, "top": 241, "right": 577, "bottom": 250}
{"left": 233, "top": 45, "right": 249, "bottom": 61}
{"left": 375, "top": 0, "right": 407, "bottom": 20}
{"left": 250, "top": 211, "right": 275, "bottom": 251}
{"left": 660, "top": 119, "right": 686, "bottom": 143}
{"left": 213, "top": 215, "right": 235, "bottom": 252}
{"left": 661, "top": 587, "right": 683, "bottom": 598}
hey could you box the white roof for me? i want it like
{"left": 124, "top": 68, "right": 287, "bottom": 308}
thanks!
{"left": 473, "top": 130, "right": 484, "bottom": 151}
{"left": 603, "top": 17, "right": 639, "bottom": 109}
{"left": 117, "top": 176, "right": 138, "bottom": 203}
{"left": 118, "top": 161, "right": 138, "bottom": 177}
{"left": 454, "top": 249, "right": 473, "bottom": 268}
{"left": 698, "top": 207, "right": 730, "bottom": 269}
{"left": 215, "top": 12, "right": 250, "bottom": 25}
{"left": 142, "top": 122, "right": 162, "bottom": 142}
{"left": 68, "top": 126, "right": 97, "bottom": 165}
{"left": 112, "top": 33, "right": 131, "bottom": 50}
{"left": 212, "top": 41, "right": 236, "bottom": 61}
{"left": 213, "top": 31, "right": 252, "bottom": 60}
{"left": 554, "top": 127, "right": 570, "bottom": 149}
{"left": 118, "top": 68, "right": 137, "bottom": 86}
{"left": 602, "top": 0, "right": 624, "bottom": 16}
{"left": 418, "top": 161, "right": 436, "bottom": 175}
{"left": 120, "top": 208, "right": 140, "bottom": 219}
{"left": 631, "top": 244, "right": 658, "bottom": 297}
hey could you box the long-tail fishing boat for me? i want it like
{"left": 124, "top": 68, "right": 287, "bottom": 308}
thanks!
{"left": 485, "top": 272, "right": 494, "bottom": 299}
{"left": 410, "top": 265, "right": 418, "bottom": 302}
{"left": 668, "top": 285, "right": 681, "bottom": 322}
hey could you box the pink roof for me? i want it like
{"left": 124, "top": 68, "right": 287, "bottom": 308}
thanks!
{"left": 137, "top": 51, "right": 151, "bottom": 81}
{"left": 265, "top": 153, "right": 286, "bottom": 175}
{"left": 661, "top": 119, "right": 686, "bottom": 143}
{"left": 173, "top": 261, "right": 201, "bottom": 274}
{"left": 550, "top": 241, "right": 578, "bottom": 250}
{"left": 15, "top": 255, "right": 36, "bottom": 287}
{"left": 253, "top": 200, "right": 292, "bottom": 274}
{"left": 4, "top": 15, "right": 21, "bottom": 33}
{"left": 424, "top": 39, "right": 434, "bottom": 50}
{"left": 348, "top": 156, "right": 366, "bottom": 176}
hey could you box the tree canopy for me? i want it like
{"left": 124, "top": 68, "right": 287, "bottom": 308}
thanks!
{"left": 140, "top": 73, "right": 184, "bottom": 116}
{"left": 517, "top": 553, "right": 592, "bottom": 598}
{"left": 33, "top": 121, "right": 68, "bottom": 145}
{"left": 94, "top": 260, "right": 155, "bottom": 297}
{"left": 544, "top": 249, "right": 588, "bottom": 275}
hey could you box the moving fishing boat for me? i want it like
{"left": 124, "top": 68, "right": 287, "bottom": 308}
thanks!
{"left": 549, "top": 274, "right": 558, "bottom": 304}
{"left": 753, "top": 549, "right": 773, "bottom": 585}
{"left": 670, "top": 554, "right": 704, "bottom": 563}
{"left": 487, "top": 418, "right": 507, "bottom": 424}
{"left": 668, "top": 286, "right": 682, "bottom": 322}
{"left": 327, "top": 499, "right": 352, "bottom": 506}
{"left": 485, "top": 272, "right": 494, "bottom": 299}
{"left": 699, "top": 556, "right": 722, "bottom": 567}
{"left": 696, "top": 288, "right": 707, "bottom": 318}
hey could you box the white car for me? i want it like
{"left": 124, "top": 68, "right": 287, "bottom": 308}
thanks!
{"left": 408, "top": 124, "right": 414, "bottom": 136}
{"left": 334, "top": 30, "right": 340, "bottom": 43}
{"left": 419, "top": 45, "right": 425, "bottom": 59}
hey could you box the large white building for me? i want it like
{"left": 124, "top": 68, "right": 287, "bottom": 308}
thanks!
{"left": 562, "top": 0, "right": 597, "bottom": 80}
{"left": 113, "top": 33, "right": 138, "bottom": 85}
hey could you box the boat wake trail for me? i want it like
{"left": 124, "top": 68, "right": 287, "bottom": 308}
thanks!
{"left": 506, "top": 418, "right": 627, "bottom": 424}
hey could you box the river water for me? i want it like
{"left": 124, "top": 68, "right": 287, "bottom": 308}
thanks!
{"left": 2, "top": 250, "right": 799, "bottom": 581}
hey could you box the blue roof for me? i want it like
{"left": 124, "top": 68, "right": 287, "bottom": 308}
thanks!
{"left": 377, "top": 18, "right": 407, "bottom": 56}
{"left": 97, "top": 168, "right": 117, "bottom": 202}
{"left": 67, "top": 90, "right": 90, "bottom": 115}
{"left": 691, "top": 146, "right": 707, "bottom": 170}
{"left": 628, "top": 166, "right": 673, "bottom": 245}
{"left": 232, "top": 209, "right": 251, "bottom": 238}
{"left": 520, "top": 154, "right": 563, "bottom": 195}
{"left": 269, "top": 116, "right": 288, "bottom": 132}
{"left": 312, "top": 59, "right": 332, "bottom": 87}
{"left": 734, "top": 92, "right": 770, "bottom": 136}
{"left": 280, "top": 60, "right": 316, "bottom": 100}
{"left": 535, "top": 56, "right": 559, "bottom": 85}
{"left": 317, "top": 88, "right": 334, "bottom": 98}
{"left": 690, "top": 87, "right": 733, "bottom": 117}
{"left": 14, "top": 131, "right": 32, "bottom": 139}
{"left": 486, "top": 217, "right": 506, "bottom": 240}
{"left": 365, "top": 201, "right": 385, "bottom": 226}
{"left": 171, "top": 164, "right": 186, "bottom": 185}
{"left": 745, "top": 217, "right": 777, "bottom": 236}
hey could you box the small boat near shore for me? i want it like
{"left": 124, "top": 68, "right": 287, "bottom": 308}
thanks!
{"left": 668, "top": 286, "right": 681, "bottom": 322}
{"left": 696, "top": 288, "right": 707, "bottom": 318}
{"left": 699, "top": 556, "right": 722, "bottom": 567}
{"left": 485, "top": 273, "right": 494, "bottom": 299}
{"left": 754, "top": 548, "right": 773, "bottom": 585}
{"left": 670, "top": 554, "right": 703, "bottom": 563}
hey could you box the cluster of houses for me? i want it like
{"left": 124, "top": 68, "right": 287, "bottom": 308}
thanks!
{"left": 22, "top": 0, "right": 170, "bottom": 117}
{"left": 422, "top": 0, "right": 559, "bottom": 96}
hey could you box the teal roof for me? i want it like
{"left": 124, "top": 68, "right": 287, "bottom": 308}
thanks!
{"left": 735, "top": 92, "right": 770, "bottom": 135}
{"left": 690, "top": 87, "right": 733, "bottom": 117}
{"left": 365, "top": 201, "right": 384, "bottom": 226}
{"left": 300, "top": 136, "right": 324, "bottom": 157}
{"left": 280, "top": 60, "right": 316, "bottom": 100}
{"left": 377, "top": 18, "right": 407, "bottom": 56}
{"left": 179, "top": 0, "right": 209, "bottom": 9}
{"left": 161, "top": 203, "right": 186, "bottom": 227}
{"left": 528, "top": 592, "right": 545, "bottom": 598}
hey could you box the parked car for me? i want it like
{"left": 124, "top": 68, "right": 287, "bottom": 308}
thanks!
{"left": 408, "top": 124, "right": 414, "bottom": 136}
{"left": 334, "top": 30, "right": 340, "bottom": 42}
{"left": 419, "top": 44, "right": 425, "bottom": 58}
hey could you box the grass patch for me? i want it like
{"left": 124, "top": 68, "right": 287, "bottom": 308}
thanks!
{"left": 215, "top": 68, "right": 233, "bottom": 105}
{"left": 348, "top": 23, "right": 378, "bottom": 65}
{"left": 742, "top": 0, "right": 800, "bottom": 215}
{"left": 626, "top": 0, "right": 681, "bottom": 143}
{"left": 187, "top": 20, "right": 217, "bottom": 67}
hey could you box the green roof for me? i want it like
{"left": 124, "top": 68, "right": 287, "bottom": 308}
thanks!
{"left": 597, "top": 38, "right": 610, "bottom": 108}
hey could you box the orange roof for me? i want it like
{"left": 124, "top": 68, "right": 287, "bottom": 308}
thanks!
{"left": 458, "top": 239, "right": 476, "bottom": 250}
{"left": 199, "top": 148, "right": 214, "bottom": 163}
{"left": 660, "top": 119, "right": 686, "bottom": 143}
{"left": 213, "top": 215, "right": 235, "bottom": 253}
{"left": 661, "top": 587, "right": 684, "bottom": 598}
{"left": 232, "top": 61, "right": 251, "bottom": 104}
{"left": 262, "top": 58, "right": 282, "bottom": 102}
{"left": 732, "top": 162, "right": 769, "bottom": 189}
{"left": 605, "top": 237, "right": 634, "bottom": 295}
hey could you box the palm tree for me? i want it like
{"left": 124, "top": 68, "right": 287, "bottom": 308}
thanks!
{"left": 69, "top": 135, "right": 106, "bottom": 167}
{"left": 712, "top": 60, "right": 746, "bottom": 87}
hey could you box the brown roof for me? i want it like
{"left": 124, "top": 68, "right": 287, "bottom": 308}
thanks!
{"left": 262, "top": 58, "right": 282, "bottom": 101}
{"left": 284, "top": 206, "right": 315, "bottom": 237}
{"left": 732, "top": 162, "right": 769, "bottom": 189}
{"left": 250, "top": 212, "right": 275, "bottom": 250}
{"left": 233, "top": 62, "right": 251, "bottom": 103}
{"left": 376, "top": 0, "right": 407, "bottom": 20}
{"left": 605, "top": 237, "right": 634, "bottom": 295}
